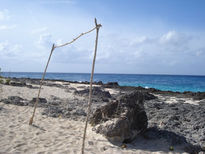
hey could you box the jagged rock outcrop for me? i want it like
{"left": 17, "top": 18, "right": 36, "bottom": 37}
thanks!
{"left": 145, "top": 98, "right": 205, "bottom": 150}
{"left": 74, "top": 87, "right": 111, "bottom": 102}
{"left": 74, "top": 87, "right": 111, "bottom": 97}
{"left": 90, "top": 91, "right": 148, "bottom": 142}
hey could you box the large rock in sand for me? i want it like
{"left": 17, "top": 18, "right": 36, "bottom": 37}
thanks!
{"left": 90, "top": 91, "right": 148, "bottom": 143}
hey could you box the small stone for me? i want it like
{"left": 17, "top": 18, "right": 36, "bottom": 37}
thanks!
{"left": 88, "top": 141, "right": 94, "bottom": 145}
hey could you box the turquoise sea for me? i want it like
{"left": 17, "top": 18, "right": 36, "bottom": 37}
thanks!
{"left": 1, "top": 72, "right": 205, "bottom": 92}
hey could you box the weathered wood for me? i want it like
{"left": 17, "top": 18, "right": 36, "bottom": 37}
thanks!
{"left": 29, "top": 44, "right": 55, "bottom": 125}
{"left": 81, "top": 18, "right": 101, "bottom": 154}
{"left": 29, "top": 19, "right": 101, "bottom": 125}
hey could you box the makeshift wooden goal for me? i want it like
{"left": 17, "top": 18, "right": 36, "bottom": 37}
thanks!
{"left": 28, "top": 18, "right": 101, "bottom": 154}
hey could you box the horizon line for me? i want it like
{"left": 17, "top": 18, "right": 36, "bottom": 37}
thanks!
{"left": 2, "top": 71, "right": 205, "bottom": 77}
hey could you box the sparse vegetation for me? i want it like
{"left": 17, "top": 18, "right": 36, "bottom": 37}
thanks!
{"left": 5, "top": 79, "right": 11, "bottom": 85}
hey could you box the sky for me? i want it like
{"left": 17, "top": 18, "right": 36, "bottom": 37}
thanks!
{"left": 0, "top": 0, "right": 205, "bottom": 75}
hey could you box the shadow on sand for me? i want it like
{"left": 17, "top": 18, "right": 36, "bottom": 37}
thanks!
{"left": 31, "top": 124, "right": 46, "bottom": 131}
{"left": 108, "top": 127, "right": 201, "bottom": 154}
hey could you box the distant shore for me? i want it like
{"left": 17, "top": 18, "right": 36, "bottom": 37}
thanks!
{"left": 2, "top": 76, "right": 205, "bottom": 100}
{"left": 2, "top": 72, "right": 205, "bottom": 92}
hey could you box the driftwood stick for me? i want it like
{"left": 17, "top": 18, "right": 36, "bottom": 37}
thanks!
{"left": 29, "top": 20, "right": 101, "bottom": 125}
{"left": 29, "top": 44, "right": 55, "bottom": 125}
{"left": 81, "top": 18, "right": 101, "bottom": 154}
{"left": 55, "top": 26, "right": 99, "bottom": 48}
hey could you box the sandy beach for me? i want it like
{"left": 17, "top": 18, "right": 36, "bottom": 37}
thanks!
{"left": 0, "top": 78, "right": 205, "bottom": 154}
{"left": 1, "top": 0, "right": 205, "bottom": 153}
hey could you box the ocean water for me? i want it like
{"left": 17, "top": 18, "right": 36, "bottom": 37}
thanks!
{"left": 1, "top": 72, "right": 205, "bottom": 92}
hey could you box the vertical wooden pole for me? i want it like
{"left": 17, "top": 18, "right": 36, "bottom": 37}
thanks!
{"left": 29, "top": 44, "right": 55, "bottom": 125}
{"left": 81, "top": 18, "right": 101, "bottom": 154}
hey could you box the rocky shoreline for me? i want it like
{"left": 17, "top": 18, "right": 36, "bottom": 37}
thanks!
{"left": 3, "top": 77, "right": 205, "bottom": 100}
{"left": 0, "top": 77, "right": 205, "bottom": 153}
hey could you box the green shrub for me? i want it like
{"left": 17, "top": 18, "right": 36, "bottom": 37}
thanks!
{"left": 0, "top": 79, "right": 3, "bottom": 84}
{"left": 5, "top": 79, "right": 11, "bottom": 85}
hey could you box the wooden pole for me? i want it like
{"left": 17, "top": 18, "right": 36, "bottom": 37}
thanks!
{"left": 81, "top": 18, "right": 101, "bottom": 154}
{"left": 29, "top": 44, "right": 55, "bottom": 125}
{"left": 29, "top": 20, "right": 101, "bottom": 125}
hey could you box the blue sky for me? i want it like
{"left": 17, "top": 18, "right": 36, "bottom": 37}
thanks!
{"left": 0, "top": 0, "right": 205, "bottom": 75}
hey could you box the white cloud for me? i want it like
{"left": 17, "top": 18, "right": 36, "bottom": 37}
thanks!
{"left": 160, "top": 31, "right": 177, "bottom": 42}
{"left": 159, "top": 30, "right": 192, "bottom": 47}
{"left": 0, "top": 41, "right": 9, "bottom": 51}
{"left": 0, "top": 25, "right": 16, "bottom": 30}
{"left": 0, "top": 9, "right": 10, "bottom": 21}
{"left": 130, "top": 36, "right": 148, "bottom": 45}
{"left": 37, "top": 33, "right": 53, "bottom": 49}
{"left": 53, "top": 45, "right": 92, "bottom": 64}
{"left": 92, "top": 30, "right": 205, "bottom": 70}
{"left": 0, "top": 41, "right": 23, "bottom": 59}
{"left": 55, "top": 39, "right": 63, "bottom": 46}
{"left": 0, "top": 10, "right": 16, "bottom": 31}
{"left": 1, "top": 25, "right": 205, "bottom": 74}
{"left": 31, "top": 27, "right": 48, "bottom": 34}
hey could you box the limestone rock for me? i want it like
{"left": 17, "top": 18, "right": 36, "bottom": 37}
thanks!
{"left": 90, "top": 91, "right": 148, "bottom": 142}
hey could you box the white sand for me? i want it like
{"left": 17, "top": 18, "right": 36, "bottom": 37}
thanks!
{"left": 0, "top": 104, "right": 188, "bottom": 154}
{"left": 0, "top": 83, "right": 189, "bottom": 154}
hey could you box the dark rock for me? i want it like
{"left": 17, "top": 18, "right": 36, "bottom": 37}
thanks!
{"left": 30, "top": 98, "right": 47, "bottom": 107}
{"left": 9, "top": 81, "right": 26, "bottom": 87}
{"left": 30, "top": 97, "right": 47, "bottom": 103}
{"left": 143, "top": 92, "right": 157, "bottom": 100}
{"left": 145, "top": 98, "right": 205, "bottom": 149}
{"left": 90, "top": 91, "right": 148, "bottom": 142}
{"left": 103, "top": 82, "right": 119, "bottom": 88}
{"left": 26, "top": 84, "right": 33, "bottom": 88}
{"left": 1, "top": 96, "right": 28, "bottom": 106}
{"left": 74, "top": 87, "right": 111, "bottom": 99}
{"left": 147, "top": 88, "right": 161, "bottom": 93}
{"left": 63, "top": 83, "right": 70, "bottom": 86}
{"left": 42, "top": 106, "right": 63, "bottom": 118}
{"left": 73, "top": 109, "right": 87, "bottom": 116}
{"left": 193, "top": 92, "right": 205, "bottom": 100}
{"left": 88, "top": 141, "right": 94, "bottom": 145}
{"left": 41, "top": 98, "right": 90, "bottom": 120}
{"left": 184, "top": 144, "right": 202, "bottom": 154}
{"left": 96, "top": 81, "right": 103, "bottom": 85}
